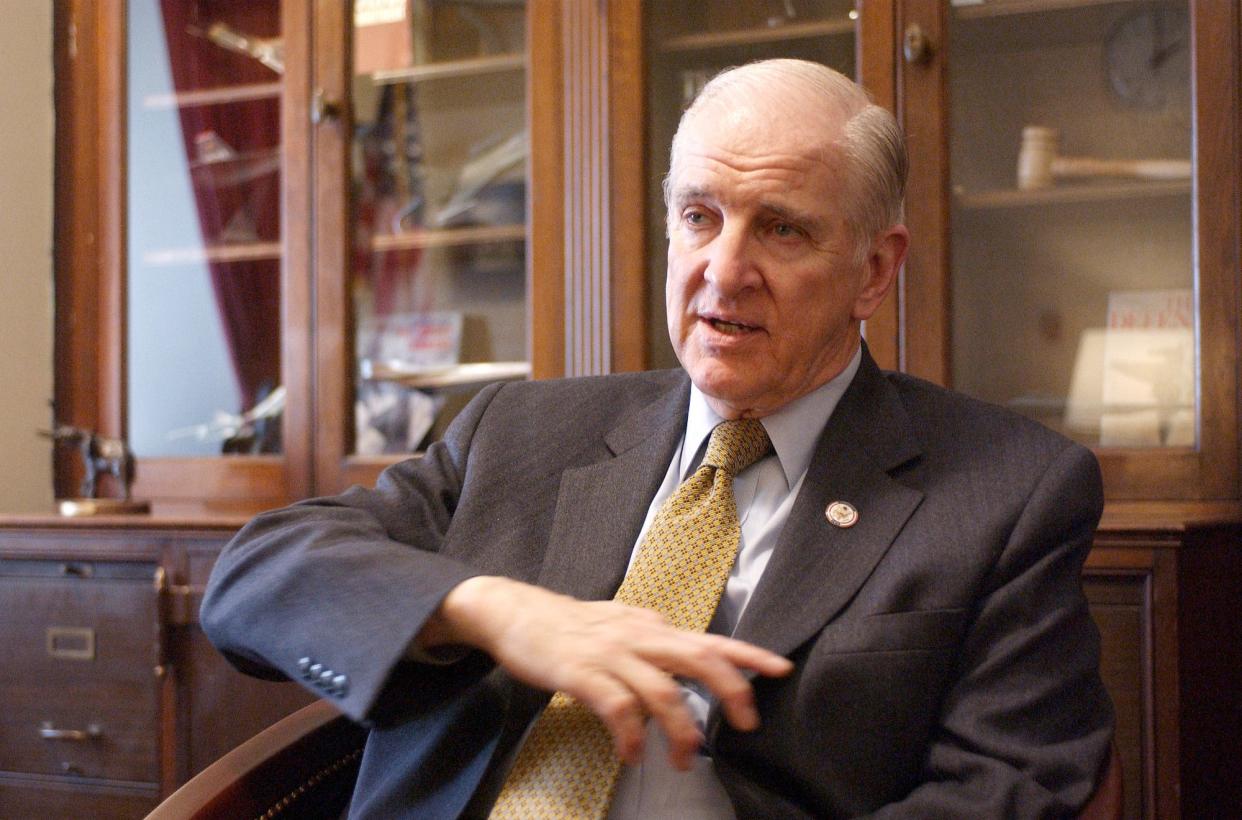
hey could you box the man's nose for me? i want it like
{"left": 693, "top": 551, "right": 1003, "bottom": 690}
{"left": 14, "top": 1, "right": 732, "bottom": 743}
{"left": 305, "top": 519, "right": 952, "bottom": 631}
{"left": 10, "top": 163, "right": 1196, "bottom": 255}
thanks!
{"left": 703, "top": 224, "right": 759, "bottom": 295}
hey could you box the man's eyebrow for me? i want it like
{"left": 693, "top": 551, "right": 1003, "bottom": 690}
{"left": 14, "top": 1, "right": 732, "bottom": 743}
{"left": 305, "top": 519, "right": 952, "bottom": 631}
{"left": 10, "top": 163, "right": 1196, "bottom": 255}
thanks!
{"left": 669, "top": 185, "right": 712, "bottom": 207}
{"left": 757, "top": 201, "right": 824, "bottom": 232}
{"left": 668, "top": 187, "right": 826, "bottom": 232}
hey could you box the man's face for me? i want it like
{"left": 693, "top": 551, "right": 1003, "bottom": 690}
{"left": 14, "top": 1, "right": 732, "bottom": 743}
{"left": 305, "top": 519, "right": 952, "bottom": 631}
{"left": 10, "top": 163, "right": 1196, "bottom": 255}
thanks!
{"left": 665, "top": 104, "right": 893, "bottom": 419}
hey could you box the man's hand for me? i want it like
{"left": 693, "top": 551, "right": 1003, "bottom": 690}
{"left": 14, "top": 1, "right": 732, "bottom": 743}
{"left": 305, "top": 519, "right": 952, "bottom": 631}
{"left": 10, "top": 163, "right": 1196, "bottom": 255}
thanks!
{"left": 417, "top": 575, "right": 793, "bottom": 770}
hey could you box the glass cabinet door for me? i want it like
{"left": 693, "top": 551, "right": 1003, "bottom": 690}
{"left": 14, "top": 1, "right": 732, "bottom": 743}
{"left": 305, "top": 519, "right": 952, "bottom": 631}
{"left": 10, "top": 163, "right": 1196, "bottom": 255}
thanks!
{"left": 347, "top": 1, "right": 529, "bottom": 459}
{"left": 126, "top": 0, "right": 286, "bottom": 459}
{"left": 643, "top": 1, "right": 862, "bottom": 369}
{"left": 947, "top": 0, "right": 1194, "bottom": 451}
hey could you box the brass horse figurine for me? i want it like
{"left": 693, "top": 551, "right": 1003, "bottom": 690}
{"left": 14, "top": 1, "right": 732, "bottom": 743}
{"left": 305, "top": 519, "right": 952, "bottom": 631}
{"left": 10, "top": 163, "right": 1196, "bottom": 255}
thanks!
{"left": 41, "top": 425, "right": 136, "bottom": 500}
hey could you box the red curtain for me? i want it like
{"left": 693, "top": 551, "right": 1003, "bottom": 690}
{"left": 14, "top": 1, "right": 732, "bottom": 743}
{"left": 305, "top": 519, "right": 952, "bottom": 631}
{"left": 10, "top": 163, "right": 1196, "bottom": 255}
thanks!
{"left": 157, "top": 0, "right": 281, "bottom": 412}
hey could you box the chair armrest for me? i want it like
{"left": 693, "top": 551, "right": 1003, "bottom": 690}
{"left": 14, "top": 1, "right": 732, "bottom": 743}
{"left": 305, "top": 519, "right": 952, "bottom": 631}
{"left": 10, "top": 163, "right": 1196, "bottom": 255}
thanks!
{"left": 146, "top": 699, "right": 368, "bottom": 820}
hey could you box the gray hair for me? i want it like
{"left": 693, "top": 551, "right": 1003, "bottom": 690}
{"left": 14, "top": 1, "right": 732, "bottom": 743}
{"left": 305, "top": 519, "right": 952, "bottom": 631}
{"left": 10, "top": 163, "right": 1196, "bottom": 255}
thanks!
{"left": 666, "top": 59, "right": 907, "bottom": 264}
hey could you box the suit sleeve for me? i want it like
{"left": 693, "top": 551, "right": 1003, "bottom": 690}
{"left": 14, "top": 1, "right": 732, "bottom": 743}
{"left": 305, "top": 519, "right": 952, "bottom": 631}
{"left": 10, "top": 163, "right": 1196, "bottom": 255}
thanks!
{"left": 199, "top": 382, "right": 507, "bottom": 725}
{"left": 869, "top": 442, "right": 1114, "bottom": 819}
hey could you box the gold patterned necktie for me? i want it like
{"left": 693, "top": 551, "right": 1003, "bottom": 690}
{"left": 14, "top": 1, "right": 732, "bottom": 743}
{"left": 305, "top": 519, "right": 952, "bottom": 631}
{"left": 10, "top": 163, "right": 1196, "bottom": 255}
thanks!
{"left": 489, "top": 419, "right": 772, "bottom": 820}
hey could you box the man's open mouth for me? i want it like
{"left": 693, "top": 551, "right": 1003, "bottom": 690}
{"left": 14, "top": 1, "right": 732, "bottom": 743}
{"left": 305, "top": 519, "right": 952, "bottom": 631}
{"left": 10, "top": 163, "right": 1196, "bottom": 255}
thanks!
{"left": 707, "top": 317, "right": 757, "bottom": 335}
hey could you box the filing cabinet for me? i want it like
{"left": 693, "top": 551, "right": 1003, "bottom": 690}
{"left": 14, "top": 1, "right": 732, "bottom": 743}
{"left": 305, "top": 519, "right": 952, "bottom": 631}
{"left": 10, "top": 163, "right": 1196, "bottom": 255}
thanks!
{"left": 0, "top": 517, "right": 312, "bottom": 817}
{"left": 1, "top": 559, "right": 159, "bottom": 782}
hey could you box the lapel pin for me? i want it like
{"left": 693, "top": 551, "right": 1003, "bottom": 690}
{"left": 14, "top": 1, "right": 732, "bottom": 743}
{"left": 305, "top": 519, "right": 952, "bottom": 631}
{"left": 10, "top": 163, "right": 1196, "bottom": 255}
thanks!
{"left": 825, "top": 501, "right": 858, "bottom": 528}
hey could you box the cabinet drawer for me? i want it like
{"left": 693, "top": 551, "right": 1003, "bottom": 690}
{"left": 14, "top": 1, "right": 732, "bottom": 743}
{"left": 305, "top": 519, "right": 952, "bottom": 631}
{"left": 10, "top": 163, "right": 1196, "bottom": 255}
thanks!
{"left": 0, "top": 560, "right": 160, "bottom": 783}
{"left": 0, "top": 773, "right": 158, "bottom": 820}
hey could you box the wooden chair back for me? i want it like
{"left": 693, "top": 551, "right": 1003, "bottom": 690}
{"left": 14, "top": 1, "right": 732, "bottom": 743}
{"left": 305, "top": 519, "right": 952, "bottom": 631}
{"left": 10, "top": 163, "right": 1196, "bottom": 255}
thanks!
{"left": 147, "top": 700, "right": 1122, "bottom": 819}
{"left": 145, "top": 699, "right": 365, "bottom": 819}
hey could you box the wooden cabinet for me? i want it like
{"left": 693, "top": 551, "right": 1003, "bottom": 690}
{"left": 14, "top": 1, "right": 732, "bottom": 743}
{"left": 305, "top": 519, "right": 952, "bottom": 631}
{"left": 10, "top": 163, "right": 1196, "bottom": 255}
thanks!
{"left": 886, "top": 0, "right": 1240, "bottom": 502}
{"left": 57, "top": 0, "right": 309, "bottom": 513}
{"left": 55, "top": 0, "right": 626, "bottom": 512}
{"left": 49, "top": 1, "right": 1242, "bottom": 818}
{"left": 0, "top": 518, "right": 312, "bottom": 816}
{"left": 872, "top": 8, "right": 1242, "bottom": 808}
{"left": 1086, "top": 507, "right": 1242, "bottom": 818}
{"left": 614, "top": 0, "right": 1240, "bottom": 503}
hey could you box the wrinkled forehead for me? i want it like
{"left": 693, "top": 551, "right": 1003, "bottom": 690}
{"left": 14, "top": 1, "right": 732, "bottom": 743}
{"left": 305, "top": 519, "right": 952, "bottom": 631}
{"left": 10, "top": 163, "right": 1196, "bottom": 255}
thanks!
{"left": 668, "top": 97, "right": 848, "bottom": 195}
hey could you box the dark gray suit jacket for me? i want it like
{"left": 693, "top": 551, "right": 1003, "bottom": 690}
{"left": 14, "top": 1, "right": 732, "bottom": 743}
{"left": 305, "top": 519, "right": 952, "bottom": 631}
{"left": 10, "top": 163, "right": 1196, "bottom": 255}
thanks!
{"left": 201, "top": 348, "right": 1113, "bottom": 818}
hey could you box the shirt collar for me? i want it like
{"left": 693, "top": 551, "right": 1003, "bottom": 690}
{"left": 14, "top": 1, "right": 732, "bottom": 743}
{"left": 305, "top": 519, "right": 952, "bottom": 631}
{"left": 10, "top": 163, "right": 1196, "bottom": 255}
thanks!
{"left": 681, "top": 345, "right": 862, "bottom": 489}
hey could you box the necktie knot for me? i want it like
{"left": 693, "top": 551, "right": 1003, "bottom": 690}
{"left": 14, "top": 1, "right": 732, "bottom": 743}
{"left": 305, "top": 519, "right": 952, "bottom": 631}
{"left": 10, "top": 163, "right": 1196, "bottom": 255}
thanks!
{"left": 704, "top": 419, "right": 771, "bottom": 477}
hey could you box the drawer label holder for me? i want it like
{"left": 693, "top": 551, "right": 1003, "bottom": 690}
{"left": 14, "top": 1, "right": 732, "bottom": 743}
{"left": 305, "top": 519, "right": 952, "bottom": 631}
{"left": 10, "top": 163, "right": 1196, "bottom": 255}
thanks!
{"left": 46, "top": 625, "right": 96, "bottom": 661}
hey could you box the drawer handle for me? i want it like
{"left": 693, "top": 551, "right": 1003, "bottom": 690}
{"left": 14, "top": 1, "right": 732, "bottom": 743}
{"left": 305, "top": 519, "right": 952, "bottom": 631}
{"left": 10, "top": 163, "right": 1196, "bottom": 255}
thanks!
{"left": 39, "top": 721, "right": 102, "bottom": 742}
{"left": 59, "top": 562, "right": 94, "bottom": 578}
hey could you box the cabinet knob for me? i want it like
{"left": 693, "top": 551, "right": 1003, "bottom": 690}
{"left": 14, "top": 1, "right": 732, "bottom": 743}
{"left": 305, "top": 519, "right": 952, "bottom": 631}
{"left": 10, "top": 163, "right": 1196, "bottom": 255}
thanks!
{"left": 311, "top": 88, "right": 342, "bottom": 125}
{"left": 903, "top": 24, "right": 933, "bottom": 65}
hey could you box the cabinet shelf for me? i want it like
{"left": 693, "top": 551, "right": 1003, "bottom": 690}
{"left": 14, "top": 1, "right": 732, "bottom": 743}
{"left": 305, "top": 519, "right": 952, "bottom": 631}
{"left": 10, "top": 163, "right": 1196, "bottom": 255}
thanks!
{"left": 952, "top": 0, "right": 1138, "bottom": 21}
{"left": 189, "top": 148, "right": 280, "bottom": 189}
{"left": 657, "top": 18, "right": 854, "bottom": 53}
{"left": 951, "top": 0, "right": 1151, "bottom": 51}
{"left": 369, "top": 223, "right": 525, "bottom": 252}
{"left": 361, "top": 360, "right": 530, "bottom": 390}
{"left": 141, "top": 82, "right": 281, "bottom": 110}
{"left": 141, "top": 242, "right": 282, "bottom": 267}
{"left": 371, "top": 53, "right": 525, "bottom": 86}
{"left": 955, "top": 178, "right": 1190, "bottom": 210}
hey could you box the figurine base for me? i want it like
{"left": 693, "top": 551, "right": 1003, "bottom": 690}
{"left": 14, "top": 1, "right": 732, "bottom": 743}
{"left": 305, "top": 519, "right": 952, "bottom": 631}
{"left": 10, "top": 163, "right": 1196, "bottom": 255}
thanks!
{"left": 57, "top": 498, "right": 152, "bottom": 517}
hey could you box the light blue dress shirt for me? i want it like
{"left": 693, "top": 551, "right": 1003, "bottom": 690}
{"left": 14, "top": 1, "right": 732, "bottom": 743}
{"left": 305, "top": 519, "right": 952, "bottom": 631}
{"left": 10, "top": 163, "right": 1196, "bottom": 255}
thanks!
{"left": 608, "top": 348, "right": 862, "bottom": 820}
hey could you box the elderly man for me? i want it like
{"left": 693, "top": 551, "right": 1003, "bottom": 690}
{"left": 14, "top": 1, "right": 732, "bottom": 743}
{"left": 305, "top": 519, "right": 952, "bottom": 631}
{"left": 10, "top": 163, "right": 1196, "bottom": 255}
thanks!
{"left": 202, "top": 59, "right": 1113, "bottom": 818}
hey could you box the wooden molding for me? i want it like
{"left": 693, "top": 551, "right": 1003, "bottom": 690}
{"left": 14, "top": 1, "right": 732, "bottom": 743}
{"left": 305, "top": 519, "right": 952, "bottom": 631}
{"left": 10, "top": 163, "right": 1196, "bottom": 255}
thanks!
{"left": 895, "top": 0, "right": 951, "bottom": 384}
{"left": 528, "top": 0, "right": 565, "bottom": 379}
{"left": 54, "top": 0, "right": 102, "bottom": 498}
{"left": 608, "top": 1, "right": 648, "bottom": 373}
{"left": 561, "top": 0, "right": 612, "bottom": 376}
{"left": 858, "top": 0, "right": 900, "bottom": 372}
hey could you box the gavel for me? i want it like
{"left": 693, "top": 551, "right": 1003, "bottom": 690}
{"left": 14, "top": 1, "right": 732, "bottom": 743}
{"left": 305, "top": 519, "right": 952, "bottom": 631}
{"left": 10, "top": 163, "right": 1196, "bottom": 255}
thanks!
{"left": 1016, "top": 125, "right": 1192, "bottom": 190}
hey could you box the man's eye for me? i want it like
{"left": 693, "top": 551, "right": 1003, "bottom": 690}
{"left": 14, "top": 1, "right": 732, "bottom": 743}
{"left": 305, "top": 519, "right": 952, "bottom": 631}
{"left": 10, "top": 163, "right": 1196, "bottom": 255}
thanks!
{"left": 683, "top": 210, "right": 708, "bottom": 226}
{"left": 772, "top": 222, "right": 801, "bottom": 238}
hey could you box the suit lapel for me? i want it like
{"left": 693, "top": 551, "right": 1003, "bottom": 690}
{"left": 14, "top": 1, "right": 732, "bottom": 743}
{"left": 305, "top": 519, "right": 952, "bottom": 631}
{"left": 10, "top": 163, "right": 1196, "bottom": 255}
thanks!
{"left": 733, "top": 351, "right": 925, "bottom": 657}
{"left": 533, "top": 352, "right": 923, "bottom": 656}
{"left": 535, "top": 376, "right": 691, "bottom": 601}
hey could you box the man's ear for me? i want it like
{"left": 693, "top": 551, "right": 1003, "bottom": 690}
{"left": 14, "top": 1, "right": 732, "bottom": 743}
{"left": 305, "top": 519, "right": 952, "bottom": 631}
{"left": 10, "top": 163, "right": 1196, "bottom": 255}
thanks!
{"left": 852, "top": 224, "right": 909, "bottom": 321}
